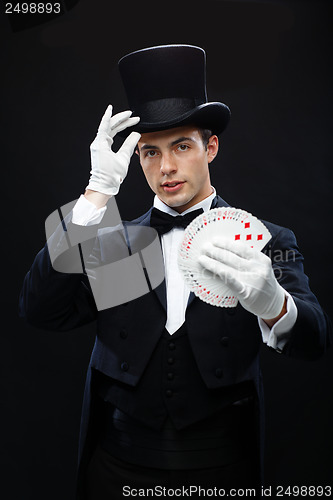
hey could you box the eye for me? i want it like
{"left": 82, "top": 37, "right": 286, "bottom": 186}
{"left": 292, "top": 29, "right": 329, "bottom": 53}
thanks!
{"left": 145, "top": 150, "right": 158, "bottom": 158}
{"left": 177, "top": 144, "right": 189, "bottom": 151}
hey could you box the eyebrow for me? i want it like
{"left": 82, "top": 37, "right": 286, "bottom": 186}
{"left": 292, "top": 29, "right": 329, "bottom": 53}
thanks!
{"left": 139, "top": 136, "right": 195, "bottom": 152}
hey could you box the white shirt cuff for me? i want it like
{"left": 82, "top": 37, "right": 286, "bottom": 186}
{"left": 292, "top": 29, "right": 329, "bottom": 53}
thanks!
{"left": 71, "top": 194, "right": 107, "bottom": 226}
{"left": 258, "top": 291, "right": 298, "bottom": 352}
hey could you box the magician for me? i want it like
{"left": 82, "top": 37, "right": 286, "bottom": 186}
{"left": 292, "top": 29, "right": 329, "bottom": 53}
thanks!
{"left": 19, "top": 45, "right": 332, "bottom": 499}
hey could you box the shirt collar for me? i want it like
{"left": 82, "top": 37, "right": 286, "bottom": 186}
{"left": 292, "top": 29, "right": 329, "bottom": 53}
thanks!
{"left": 153, "top": 187, "right": 216, "bottom": 216}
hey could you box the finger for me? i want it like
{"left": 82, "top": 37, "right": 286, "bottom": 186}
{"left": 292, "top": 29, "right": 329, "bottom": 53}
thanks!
{"left": 211, "top": 237, "right": 256, "bottom": 260}
{"left": 201, "top": 242, "right": 251, "bottom": 272}
{"left": 97, "top": 104, "right": 113, "bottom": 134}
{"left": 112, "top": 116, "right": 140, "bottom": 136}
{"left": 118, "top": 132, "right": 141, "bottom": 162}
{"left": 199, "top": 255, "right": 245, "bottom": 295}
{"left": 110, "top": 110, "right": 134, "bottom": 131}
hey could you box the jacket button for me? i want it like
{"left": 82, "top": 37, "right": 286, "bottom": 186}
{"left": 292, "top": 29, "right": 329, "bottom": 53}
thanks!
{"left": 167, "top": 357, "right": 174, "bottom": 365}
{"left": 166, "top": 390, "right": 173, "bottom": 397}
{"left": 121, "top": 362, "right": 129, "bottom": 371}
{"left": 120, "top": 330, "right": 128, "bottom": 339}
{"left": 220, "top": 336, "right": 229, "bottom": 346}
{"left": 167, "top": 372, "right": 174, "bottom": 380}
{"left": 215, "top": 368, "right": 223, "bottom": 378}
{"left": 168, "top": 342, "right": 176, "bottom": 350}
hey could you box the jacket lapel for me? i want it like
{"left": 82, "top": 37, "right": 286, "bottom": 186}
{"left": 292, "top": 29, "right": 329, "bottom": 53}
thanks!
{"left": 125, "top": 208, "right": 167, "bottom": 312}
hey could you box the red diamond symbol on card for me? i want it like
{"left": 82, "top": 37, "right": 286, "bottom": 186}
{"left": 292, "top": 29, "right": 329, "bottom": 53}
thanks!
{"left": 245, "top": 222, "right": 250, "bottom": 229}
{"left": 257, "top": 234, "right": 263, "bottom": 240}
{"left": 246, "top": 234, "right": 252, "bottom": 240}
{"left": 235, "top": 234, "right": 240, "bottom": 240}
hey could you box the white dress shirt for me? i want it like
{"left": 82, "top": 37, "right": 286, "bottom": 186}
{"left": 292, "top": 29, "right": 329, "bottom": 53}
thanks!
{"left": 153, "top": 189, "right": 217, "bottom": 334}
{"left": 72, "top": 191, "right": 297, "bottom": 349}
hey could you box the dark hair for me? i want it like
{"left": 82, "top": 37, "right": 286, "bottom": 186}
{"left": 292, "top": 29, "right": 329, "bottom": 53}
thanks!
{"left": 198, "top": 128, "right": 213, "bottom": 150}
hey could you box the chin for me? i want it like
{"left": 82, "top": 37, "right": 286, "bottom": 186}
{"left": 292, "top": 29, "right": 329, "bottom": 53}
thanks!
{"left": 168, "top": 199, "right": 196, "bottom": 213}
{"left": 163, "top": 196, "right": 189, "bottom": 208}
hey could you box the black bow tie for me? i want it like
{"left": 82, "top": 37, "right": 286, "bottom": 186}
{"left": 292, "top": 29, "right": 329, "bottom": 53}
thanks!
{"left": 150, "top": 207, "right": 204, "bottom": 235}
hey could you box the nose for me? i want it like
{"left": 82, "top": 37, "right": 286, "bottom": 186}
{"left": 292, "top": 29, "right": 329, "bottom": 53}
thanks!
{"left": 160, "top": 153, "right": 177, "bottom": 176}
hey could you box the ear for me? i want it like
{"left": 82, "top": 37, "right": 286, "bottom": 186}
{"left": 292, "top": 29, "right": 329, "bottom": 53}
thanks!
{"left": 207, "top": 135, "right": 219, "bottom": 163}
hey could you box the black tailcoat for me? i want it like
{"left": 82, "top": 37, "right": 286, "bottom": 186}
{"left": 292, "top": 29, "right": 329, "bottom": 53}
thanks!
{"left": 19, "top": 196, "right": 332, "bottom": 498}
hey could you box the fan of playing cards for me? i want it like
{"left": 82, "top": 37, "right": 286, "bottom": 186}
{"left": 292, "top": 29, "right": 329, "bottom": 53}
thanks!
{"left": 178, "top": 207, "right": 272, "bottom": 307}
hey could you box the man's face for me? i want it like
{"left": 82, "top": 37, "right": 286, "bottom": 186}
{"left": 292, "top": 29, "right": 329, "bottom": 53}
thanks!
{"left": 136, "top": 126, "right": 218, "bottom": 213}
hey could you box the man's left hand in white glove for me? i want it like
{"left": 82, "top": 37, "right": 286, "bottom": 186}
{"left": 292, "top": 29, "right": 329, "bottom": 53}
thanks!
{"left": 198, "top": 238, "right": 287, "bottom": 325}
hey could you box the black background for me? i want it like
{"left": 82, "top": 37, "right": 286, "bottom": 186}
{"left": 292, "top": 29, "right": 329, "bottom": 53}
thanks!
{"left": 1, "top": 1, "right": 332, "bottom": 498}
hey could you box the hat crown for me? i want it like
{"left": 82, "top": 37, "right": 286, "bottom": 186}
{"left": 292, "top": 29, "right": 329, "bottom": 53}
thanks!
{"left": 118, "top": 44, "right": 208, "bottom": 111}
{"left": 116, "top": 44, "right": 230, "bottom": 136}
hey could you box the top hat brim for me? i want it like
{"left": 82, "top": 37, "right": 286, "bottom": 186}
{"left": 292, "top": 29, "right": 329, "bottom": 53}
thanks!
{"left": 118, "top": 102, "right": 230, "bottom": 138}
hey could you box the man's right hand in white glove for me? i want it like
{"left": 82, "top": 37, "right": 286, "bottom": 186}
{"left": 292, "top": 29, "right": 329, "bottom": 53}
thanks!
{"left": 86, "top": 104, "right": 140, "bottom": 199}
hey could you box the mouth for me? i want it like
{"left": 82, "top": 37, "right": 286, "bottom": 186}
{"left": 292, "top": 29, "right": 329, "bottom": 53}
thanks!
{"left": 161, "top": 181, "right": 185, "bottom": 193}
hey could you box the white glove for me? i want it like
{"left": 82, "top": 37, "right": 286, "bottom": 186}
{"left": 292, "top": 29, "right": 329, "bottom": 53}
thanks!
{"left": 86, "top": 104, "right": 141, "bottom": 196}
{"left": 198, "top": 238, "right": 286, "bottom": 320}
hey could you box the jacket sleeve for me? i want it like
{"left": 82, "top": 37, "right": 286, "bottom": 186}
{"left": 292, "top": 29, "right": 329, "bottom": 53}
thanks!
{"left": 19, "top": 200, "right": 163, "bottom": 331}
{"left": 264, "top": 223, "right": 332, "bottom": 360}
{"left": 19, "top": 216, "right": 99, "bottom": 332}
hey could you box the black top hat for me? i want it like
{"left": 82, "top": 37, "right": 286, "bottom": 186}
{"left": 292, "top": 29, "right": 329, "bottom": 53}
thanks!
{"left": 118, "top": 44, "right": 231, "bottom": 136}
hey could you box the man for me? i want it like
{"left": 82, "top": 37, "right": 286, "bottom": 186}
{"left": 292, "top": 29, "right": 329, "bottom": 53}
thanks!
{"left": 19, "top": 45, "right": 332, "bottom": 499}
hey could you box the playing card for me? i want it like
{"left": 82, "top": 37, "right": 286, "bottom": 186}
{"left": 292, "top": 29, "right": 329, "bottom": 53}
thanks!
{"left": 178, "top": 207, "right": 272, "bottom": 307}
